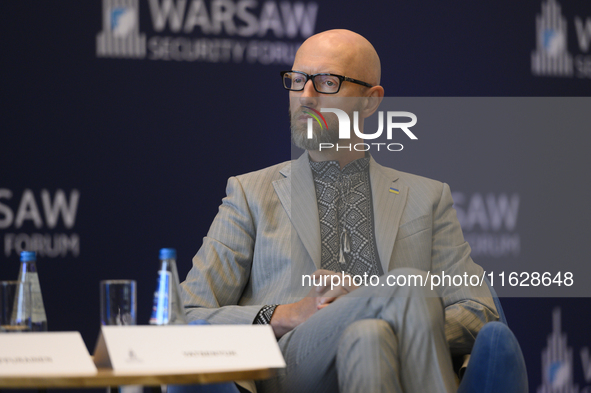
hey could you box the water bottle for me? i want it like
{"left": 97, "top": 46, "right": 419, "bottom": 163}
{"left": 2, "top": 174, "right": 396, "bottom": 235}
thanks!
{"left": 149, "top": 248, "right": 187, "bottom": 325}
{"left": 17, "top": 251, "right": 48, "bottom": 331}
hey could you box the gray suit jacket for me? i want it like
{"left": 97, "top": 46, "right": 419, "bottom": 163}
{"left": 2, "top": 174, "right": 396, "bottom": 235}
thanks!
{"left": 181, "top": 153, "right": 498, "bottom": 355}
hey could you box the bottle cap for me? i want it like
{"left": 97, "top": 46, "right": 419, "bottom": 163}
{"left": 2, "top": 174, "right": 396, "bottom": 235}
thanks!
{"left": 20, "top": 251, "right": 37, "bottom": 262}
{"left": 159, "top": 248, "right": 176, "bottom": 260}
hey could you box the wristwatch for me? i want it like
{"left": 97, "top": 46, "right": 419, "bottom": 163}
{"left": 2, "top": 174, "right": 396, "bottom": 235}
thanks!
{"left": 253, "top": 304, "right": 278, "bottom": 325}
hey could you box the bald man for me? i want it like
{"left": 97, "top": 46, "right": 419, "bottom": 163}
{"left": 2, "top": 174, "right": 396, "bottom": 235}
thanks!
{"left": 181, "top": 30, "right": 498, "bottom": 393}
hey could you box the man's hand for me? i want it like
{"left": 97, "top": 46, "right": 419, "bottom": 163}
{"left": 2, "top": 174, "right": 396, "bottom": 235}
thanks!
{"left": 270, "top": 270, "right": 360, "bottom": 338}
{"left": 316, "top": 271, "right": 360, "bottom": 309}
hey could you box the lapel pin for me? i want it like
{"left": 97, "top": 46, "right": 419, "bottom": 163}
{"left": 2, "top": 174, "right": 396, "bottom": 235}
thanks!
{"left": 389, "top": 187, "right": 400, "bottom": 194}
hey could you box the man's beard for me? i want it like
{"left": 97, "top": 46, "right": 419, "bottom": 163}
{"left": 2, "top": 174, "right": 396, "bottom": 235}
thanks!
{"left": 290, "top": 107, "right": 340, "bottom": 151}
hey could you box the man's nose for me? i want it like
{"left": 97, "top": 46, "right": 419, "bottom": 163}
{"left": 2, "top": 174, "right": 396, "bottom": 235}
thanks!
{"left": 299, "top": 79, "right": 319, "bottom": 106}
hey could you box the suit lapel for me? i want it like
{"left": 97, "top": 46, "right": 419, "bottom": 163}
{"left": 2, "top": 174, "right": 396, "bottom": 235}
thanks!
{"left": 274, "top": 153, "right": 321, "bottom": 269}
{"left": 274, "top": 154, "right": 407, "bottom": 273}
{"left": 370, "top": 157, "right": 408, "bottom": 274}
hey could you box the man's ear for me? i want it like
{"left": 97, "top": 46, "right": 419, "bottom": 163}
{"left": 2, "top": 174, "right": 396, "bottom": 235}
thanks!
{"left": 360, "top": 86, "right": 384, "bottom": 119}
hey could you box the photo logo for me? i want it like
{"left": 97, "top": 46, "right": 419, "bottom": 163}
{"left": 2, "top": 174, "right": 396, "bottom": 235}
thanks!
{"left": 303, "top": 106, "right": 328, "bottom": 136}
{"left": 96, "top": 0, "right": 146, "bottom": 59}
{"left": 306, "top": 108, "right": 417, "bottom": 152}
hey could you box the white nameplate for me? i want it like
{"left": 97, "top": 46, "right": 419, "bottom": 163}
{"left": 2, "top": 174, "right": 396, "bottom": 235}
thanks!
{"left": 0, "top": 332, "right": 97, "bottom": 376}
{"left": 93, "top": 325, "right": 285, "bottom": 373}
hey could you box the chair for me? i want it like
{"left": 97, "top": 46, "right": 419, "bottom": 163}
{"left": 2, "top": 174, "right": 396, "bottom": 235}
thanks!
{"left": 457, "top": 278, "right": 529, "bottom": 393}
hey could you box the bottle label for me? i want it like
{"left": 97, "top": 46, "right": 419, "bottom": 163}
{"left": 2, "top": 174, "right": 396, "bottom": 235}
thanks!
{"left": 149, "top": 271, "right": 171, "bottom": 325}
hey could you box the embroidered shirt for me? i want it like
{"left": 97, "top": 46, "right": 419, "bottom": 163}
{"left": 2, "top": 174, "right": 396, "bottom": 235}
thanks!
{"left": 309, "top": 156, "right": 383, "bottom": 276}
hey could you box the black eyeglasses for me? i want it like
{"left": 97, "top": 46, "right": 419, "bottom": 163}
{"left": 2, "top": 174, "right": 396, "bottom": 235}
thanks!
{"left": 280, "top": 71, "right": 373, "bottom": 94}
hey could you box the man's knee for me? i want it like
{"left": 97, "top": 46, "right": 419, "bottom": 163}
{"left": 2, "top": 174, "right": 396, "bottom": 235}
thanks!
{"left": 338, "top": 319, "right": 395, "bottom": 349}
{"left": 375, "top": 269, "right": 446, "bottom": 336}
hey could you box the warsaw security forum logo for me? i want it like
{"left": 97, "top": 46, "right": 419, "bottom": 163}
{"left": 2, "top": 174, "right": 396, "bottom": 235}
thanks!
{"left": 96, "top": 0, "right": 146, "bottom": 58}
{"left": 531, "top": 0, "right": 573, "bottom": 77}
{"left": 538, "top": 308, "right": 579, "bottom": 393}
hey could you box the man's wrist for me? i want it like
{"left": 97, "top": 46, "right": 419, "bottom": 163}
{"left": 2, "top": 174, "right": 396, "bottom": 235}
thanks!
{"left": 269, "top": 303, "right": 302, "bottom": 339}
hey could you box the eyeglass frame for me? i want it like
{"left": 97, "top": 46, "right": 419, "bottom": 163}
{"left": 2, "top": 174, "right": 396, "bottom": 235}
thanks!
{"left": 280, "top": 70, "right": 374, "bottom": 94}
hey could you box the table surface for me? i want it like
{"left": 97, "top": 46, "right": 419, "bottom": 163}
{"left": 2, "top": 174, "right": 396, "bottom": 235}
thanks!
{"left": 0, "top": 367, "right": 277, "bottom": 388}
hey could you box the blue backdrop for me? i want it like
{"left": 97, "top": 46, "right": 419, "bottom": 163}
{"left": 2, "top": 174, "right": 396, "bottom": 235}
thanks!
{"left": 1, "top": 1, "right": 590, "bottom": 391}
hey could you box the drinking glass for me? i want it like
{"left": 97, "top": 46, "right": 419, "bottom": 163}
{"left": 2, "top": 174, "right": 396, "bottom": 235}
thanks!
{"left": 100, "top": 280, "right": 140, "bottom": 393}
{"left": 100, "top": 280, "right": 136, "bottom": 326}
{"left": 0, "top": 281, "right": 32, "bottom": 332}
